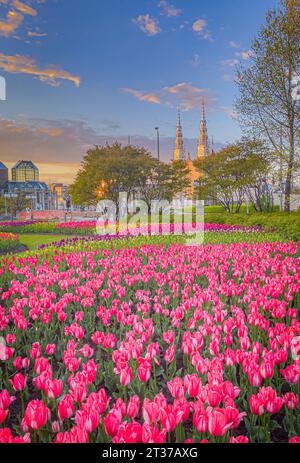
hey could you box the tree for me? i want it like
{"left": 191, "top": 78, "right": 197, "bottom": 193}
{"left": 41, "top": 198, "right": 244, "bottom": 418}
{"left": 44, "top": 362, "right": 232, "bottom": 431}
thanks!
{"left": 69, "top": 143, "right": 190, "bottom": 215}
{"left": 6, "top": 193, "right": 31, "bottom": 218}
{"left": 69, "top": 144, "right": 153, "bottom": 207}
{"left": 235, "top": 0, "right": 300, "bottom": 212}
{"left": 136, "top": 160, "right": 190, "bottom": 208}
{"left": 195, "top": 139, "right": 272, "bottom": 213}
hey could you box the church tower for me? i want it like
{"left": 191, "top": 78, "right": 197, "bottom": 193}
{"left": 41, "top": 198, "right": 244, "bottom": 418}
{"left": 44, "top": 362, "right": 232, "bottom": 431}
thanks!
{"left": 197, "top": 101, "right": 209, "bottom": 160}
{"left": 173, "top": 109, "right": 184, "bottom": 162}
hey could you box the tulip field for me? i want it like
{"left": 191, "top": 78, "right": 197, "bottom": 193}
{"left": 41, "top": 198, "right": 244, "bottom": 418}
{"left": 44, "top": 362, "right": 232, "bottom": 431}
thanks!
{"left": 0, "top": 230, "right": 299, "bottom": 444}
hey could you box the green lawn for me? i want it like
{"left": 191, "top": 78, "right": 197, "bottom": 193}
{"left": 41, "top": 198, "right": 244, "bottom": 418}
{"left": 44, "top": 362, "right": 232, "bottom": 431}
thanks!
{"left": 19, "top": 234, "right": 73, "bottom": 250}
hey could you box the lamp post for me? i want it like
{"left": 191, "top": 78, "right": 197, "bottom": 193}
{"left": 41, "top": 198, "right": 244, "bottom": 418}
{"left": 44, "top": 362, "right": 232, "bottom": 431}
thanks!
{"left": 155, "top": 127, "right": 160, "bottom": 161}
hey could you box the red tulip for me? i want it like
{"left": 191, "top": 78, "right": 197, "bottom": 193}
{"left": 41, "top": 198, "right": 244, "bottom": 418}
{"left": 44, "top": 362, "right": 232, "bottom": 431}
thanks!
{"left": 0, "top": 409, "right": 8, "bottom": 425}
{"left": 283, "top": 392, "right": 299, "bottom": 410}
{"left": 167, "top": 377, "right": 185, "bottom": 399}
{"left": 120, "top": 367, "right": 133, "bottom": 386}
{"left": 75, "top": 409, "right": 100, "bottom": 433}
{"left": 0, "top": 390, "right": 14, "bottom": 410}
{"left": 137, "top": 358, "right": 152, "bottom": 382}
{"left": 193, "top": 409, "right": 208, "bottom": 433}
{"left": 184, "top": 374, "right": 201, "bottom": 398}
{"left": 45, "top": 344, "right": 56, "bottom": 356}
{"left": 44, "top": 379, "right": 63, "bottom": 399}
{"left": 24, "top": 400, "right": 50, "bottom": 430}
{"left": 289, "top": 436, "right": 300, "bottom": 443}
{"left": 142, "top": 424, "right": 167, "bottom": 443}
{"left": 9, "top": 373, "right": 27, "bottom": 392}
{"left": 58, "top": 394, "right": 75, "bottom": 420}
{"left": 249, "top": 395, "right": 265, "bottom": 416}
{"left": 230, "top": 436, "right": 249, "bottom": 443}
{"left": 103, "top": 411, "right": 121, "bottom": 437}
{"left": 112, "top": 421, "right": 142, "bottom": 443}
{"left": 207, "top": 408, "right": 232, "bottom": 437}
{"left": 164, "top": 344, "right": 176, "bottom": 363}
{"left": 127, "top": 395, "right": 140, "bottom": 420}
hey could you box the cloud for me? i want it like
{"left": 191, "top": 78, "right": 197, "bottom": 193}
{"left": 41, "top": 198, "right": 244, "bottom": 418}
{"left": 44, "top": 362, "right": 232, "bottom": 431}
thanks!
{"left": 0, "top": 116, "right": 225, "bottom": 182}
{"left": 27, "top": 30, "right": 47, "bottom": 37}
{"left": 222, "top": 74, "right": 232, "bottom": 81}
{"left": 0, "top": 9, "right": 24, "bottom": 35}
{"left": 133, "top": 14, "right": 161, "bottom": 36}
{"left": 192, "top": 18, "right": 206, "bottom": 33}
{"left": 100, "top": 119, "right": 121, "bottom": 131}
{"left": 158, "top": 1, "right": 182, "bottom": 17}
{"left": 221, "top": 58, "right": 239, "bottom": 67}
{"left": 0, "top": 52, "right": 81, "bottom": 87}
{"left": 235, "top": 50, "right": 253, "bottom": 60}
{"left": 122, "top": 88, "right": 161, "bottom": 104}
{"left": 221, "top": 106, "right": 239, "bottom": 119}
{"left": 192, "top": 18, "right": 211, "bottom": 40}
{"left": 37, "top": 127, "right": 65, "bottom": 137}
{"left": 0, "top": 117, "right": 102, "bottom": 168}
{"left": 122, "top": 82, "right": 213, "bottom": 111}
{"left": 221, "top": 50, "right": 253, "bottom": 69}
{"left": 12, "top": 0, "right": 37, "bottom": 16}
{"left": 0, "top": 0, "right": 37, "bottom": 36}
{"left": 3, "top": 160, "right": 81, "bottom": 184}
{"left": 229, "top": 40, "right": 240, "bottom": 49}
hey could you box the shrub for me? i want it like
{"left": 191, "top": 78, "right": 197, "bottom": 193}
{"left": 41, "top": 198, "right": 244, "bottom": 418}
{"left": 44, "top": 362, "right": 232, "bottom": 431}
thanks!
{"left": 204, "top": 211, "right": 300, "bottom": 241}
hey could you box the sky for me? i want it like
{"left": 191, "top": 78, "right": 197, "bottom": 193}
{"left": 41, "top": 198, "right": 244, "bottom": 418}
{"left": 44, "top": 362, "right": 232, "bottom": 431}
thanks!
{"left": 0, "top": 0, "right": 279, "bottom": 184}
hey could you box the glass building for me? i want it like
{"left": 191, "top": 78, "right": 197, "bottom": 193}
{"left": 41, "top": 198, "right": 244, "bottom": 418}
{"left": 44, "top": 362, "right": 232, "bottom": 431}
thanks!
{"left": 0, "top": 161, "right": 8, "bottom": 188}
{"left": 12, "top": 160, "right": 39, "bottom": 182}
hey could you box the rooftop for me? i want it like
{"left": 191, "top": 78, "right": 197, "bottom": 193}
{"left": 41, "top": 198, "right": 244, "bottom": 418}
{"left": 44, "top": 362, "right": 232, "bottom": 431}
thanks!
{"left": 12, "top": 160, "right": 39, "bottom": 170}
{"left": 5, "top": 181, "right": 50, "bottom": 191}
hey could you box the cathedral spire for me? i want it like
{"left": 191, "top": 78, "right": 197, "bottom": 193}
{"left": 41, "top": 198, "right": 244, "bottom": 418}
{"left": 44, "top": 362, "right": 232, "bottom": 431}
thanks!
{"left": 173, "top": 108, "right": 184, "bottom": 162}
{"left": 197, "top": 99, "right": 209, "bottom": 160}
{"left": 202, "top": 100, "right": 206, "bottom": 122}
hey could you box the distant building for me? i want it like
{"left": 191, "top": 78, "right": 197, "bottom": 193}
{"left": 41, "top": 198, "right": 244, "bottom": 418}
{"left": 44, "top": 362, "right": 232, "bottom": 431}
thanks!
{"left": 6, "top": 181, "right": 52, "bottom": 211}
{"left": 0, "top": 161, "right": 8, "bottom": 188}
{"left": 0, "top": 160, "right": 52, "bottom": 214}
{"left": 49, "top": 183, "right": 68, "bottom": 210}
{"left": 12, "top": 160, "right": 39, "bottom": 182}
{"left": 173, "top": 103, "right": 214, "bottom": 197}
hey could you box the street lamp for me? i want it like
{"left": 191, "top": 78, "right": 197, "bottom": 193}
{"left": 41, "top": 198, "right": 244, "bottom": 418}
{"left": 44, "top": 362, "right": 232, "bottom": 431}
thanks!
{"left": 155, "top": 127, "right": 160, "bottom": 161}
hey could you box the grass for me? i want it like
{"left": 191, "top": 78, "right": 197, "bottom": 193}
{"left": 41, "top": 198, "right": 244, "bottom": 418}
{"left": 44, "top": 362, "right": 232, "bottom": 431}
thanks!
{"left": 18, "top": 234, "right": 73, "bottom": 250}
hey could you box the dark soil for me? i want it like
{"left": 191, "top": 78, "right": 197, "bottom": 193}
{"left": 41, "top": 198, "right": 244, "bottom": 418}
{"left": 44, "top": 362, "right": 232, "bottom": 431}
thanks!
{"left": 0, "top": 244, "right": 28, "bottom": 256}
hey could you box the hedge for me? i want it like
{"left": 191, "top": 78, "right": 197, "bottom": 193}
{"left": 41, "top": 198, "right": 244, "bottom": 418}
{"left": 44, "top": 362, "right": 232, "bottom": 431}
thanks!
{"left": 204, "top": 211, "right": 300, "bottom": 241}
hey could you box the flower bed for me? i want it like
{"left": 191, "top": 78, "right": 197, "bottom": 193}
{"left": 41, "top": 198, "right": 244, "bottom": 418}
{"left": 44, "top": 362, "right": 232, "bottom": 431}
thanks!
{"left": 0, "top": 220, "right": 269, "bottom": 237}
{"left": 0, "top": 242, "right": 299, "bottom": 443}
{"left": 37, "top": 230, "right": 282, "bottom": 252}
{"left": 0, "top": 233, "right": 20, "bottom": 253}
